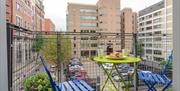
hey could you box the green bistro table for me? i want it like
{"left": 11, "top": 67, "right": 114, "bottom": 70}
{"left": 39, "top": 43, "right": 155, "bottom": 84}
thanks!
{"left": 94, "top": 56, "right": 140, "bottom": 91}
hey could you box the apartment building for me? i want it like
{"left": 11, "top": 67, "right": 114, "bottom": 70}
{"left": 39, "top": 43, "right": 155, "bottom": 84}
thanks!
{"left": 121, "top": 8, "right": 137, "bottom": 51}
{"left": 67, "top": 3, "right": 98, "bottom": 60}
{"left": 44, "top": 18, "right": 55, "bottom": 32}
{"left": 34, "top": 0, "right": 45, "bottom": 31}
{"left": 67, "top": 0, "right": 122, "bottom": 61}
{"left": 97, "top": 0, "right": 121, "bottom": 55}
{"left": 138, "top": 0, "right": 173, "bottom": 63}
{"left": 6, "top": 0, "right": 45, "bottom": 31}
{"left": 97, "top": 0, "right": 121, "bottom": 33}
{"left": 5, "top": 0, "right": 46, "bottom": 90}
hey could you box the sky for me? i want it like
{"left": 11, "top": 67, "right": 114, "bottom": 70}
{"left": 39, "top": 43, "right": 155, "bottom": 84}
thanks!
{"left": 44, "top": 0, "right": 161, "bottom": 31}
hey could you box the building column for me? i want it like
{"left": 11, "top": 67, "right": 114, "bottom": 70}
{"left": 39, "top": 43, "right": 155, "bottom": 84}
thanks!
{"left": 0, "top": 0, "right": 9, "bottom": 90}
{"left": 173, "top": 0, "right": 180, "bottom": 90}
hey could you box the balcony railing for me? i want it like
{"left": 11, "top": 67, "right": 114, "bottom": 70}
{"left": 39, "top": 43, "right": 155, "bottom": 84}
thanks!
{"left": 7, "top": 23, "right": 172, "bottom": 91}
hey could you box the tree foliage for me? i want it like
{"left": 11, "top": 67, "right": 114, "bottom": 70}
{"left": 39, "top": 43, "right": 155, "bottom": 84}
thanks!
{"left": 160, "top": 60, "right": 173, "bottom": 69}
{"left": 136, "top": 41, "right": 144, "bottom": 57}
{"left": 40, "top": 35, "right": 72, "bottom": 64}
{"left": 32, "top": 33, "right": 44, "bottom": 52}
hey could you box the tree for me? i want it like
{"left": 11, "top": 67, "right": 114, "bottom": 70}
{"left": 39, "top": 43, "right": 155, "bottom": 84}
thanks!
{"left": 160, "top": 60, "right": 173, "bottom": 69}
{"left": 32, "top": 32, "right": 44, "bottom": 52}
{"left": 40, "top": 35, "right": 72, "bottom": 65}
{"left": 136, "top": 41, "right": 144, "bottom": 57}
{"left": 31, "top": 32, "right": 44, "bottom": 62}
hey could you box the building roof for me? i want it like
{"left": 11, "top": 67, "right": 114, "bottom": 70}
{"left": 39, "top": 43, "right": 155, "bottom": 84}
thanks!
{"left": 139, "top": 0, "right": 164, "bottom": 16}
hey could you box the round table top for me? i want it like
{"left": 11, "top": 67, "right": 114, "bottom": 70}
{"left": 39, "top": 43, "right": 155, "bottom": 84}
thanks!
{"left": 93, "top": 56, "right": 140, "bottom": 63}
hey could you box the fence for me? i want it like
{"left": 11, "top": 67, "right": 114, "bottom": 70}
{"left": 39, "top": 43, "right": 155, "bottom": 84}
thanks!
{"left": 7, "top": 23, "right": 172, "bottom": 91}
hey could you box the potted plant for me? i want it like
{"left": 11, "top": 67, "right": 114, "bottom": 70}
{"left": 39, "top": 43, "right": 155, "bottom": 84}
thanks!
{"left": 23, "top": 73, "right": 52, "bottom": 91}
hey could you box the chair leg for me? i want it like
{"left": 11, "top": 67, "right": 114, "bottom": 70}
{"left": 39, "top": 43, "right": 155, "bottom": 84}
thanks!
{"left": 149, "top": 82, "right": 157, "bottom": 91}
{"left": 144, "top": 80, "right": 154, "bottom": 91}
{"left": 162, "top": 80, "right": 173, "bottom": 91}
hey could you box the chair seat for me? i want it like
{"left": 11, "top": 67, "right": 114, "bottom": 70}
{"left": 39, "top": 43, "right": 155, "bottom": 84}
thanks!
{"left": 59, "top": 83, "right": 66, "bottom": 91}
{"left": 138, "top": 71, "right": 166, "bottom": 84}
{"left": 59, "top": 80, "right": 94, "bottom": 91}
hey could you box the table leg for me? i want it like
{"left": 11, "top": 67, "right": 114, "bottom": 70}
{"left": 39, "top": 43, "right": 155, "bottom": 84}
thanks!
{"left": 114, "top": 64, "right": 128, "bottom": 90}
{"left": 127, "top": 63, "right": 138, "bottom": 91}
{"left": 115, "top": 63, "right": 139, "bottom": 91}
{"left": 100, "top": 63, "right": 118, "bottom": 91}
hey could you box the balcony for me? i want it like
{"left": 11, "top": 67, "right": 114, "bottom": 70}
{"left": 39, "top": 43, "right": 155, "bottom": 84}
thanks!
{"left": 6, "top": 23, "right": 172, "bottom": 91}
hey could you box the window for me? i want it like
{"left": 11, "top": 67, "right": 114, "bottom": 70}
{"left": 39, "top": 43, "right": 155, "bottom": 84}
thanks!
{"left": 80, "top": 16, "right": 97, "bottom": 20}
{"left": 154, "top": 50, "right": 162, "bottom": 55}
{"left": 81, "top": 51, "right": 89, "bottom": 57}
{"left": 81, "top": 44, "right": 90, "bottom": 48}
{"left": 17, "top": 44, "right": 22, "bottom": 63}
{"left": 24, "top": 21, "right": 27, "bottom": 28}
{"left": 81, "top": 37, "right": 89, "bottom": 40}
{"left": 146, "top": 26, "right": 152, "bottom": 30}
{"left": 74, "top": 29, "right": 76, "bottom": 32}
{"left": 16, "top": 3, "right": 21, "bottom": 11}
{"left": 80, "top": 9, "right": 97, "bottom": 13}
{"left": 154, "top": 37, "right": 162, "bottom": 41}
{"left": 91, "top": 43, "right": 98, "bottom": 47}
{"left": 146, "top": 33, "right": 152, "bottom": 36}
{"left": 146, "top": 43, "right": 152, "bottom": 47}
{"left": 16, "top": 16, "right": 22, "bottom": 26}
{"left": 81, "top": 30, "right": 89, "bottom": 33}
{"left": 139, "top": 22, "right": 144, "bottom": 26}
{"left": 153, "top": 24, "right": 162, "bottom": 29}
{"left": 142, "top": 17, "right": 145, "bottom": 20}
{"left": 154, "top": 44, "right": 162, "bottom": 48}
{"left": 91, "top": 50, "right": 97, "bottom": 56}
{"left": 146, "top": 21, "right": 152, "bottom": 25}
{"left": 154, "top": 31, "right": 161, "bottom": 35}
{"left": 90, "top": 30, "right": 96, "bottom": 33}
{"left": 25, "top": 44, "right": 27, "bottom": 60}
{"left": 74, "top": 51, "right": 76, "bottom": 54}
{"left": 146, "top": 49, "right": 152, "bottom": 54}
{"left": 74, "top": 44, "right": 76, "bottom": 47}
{"left": 154, "top": 57, "right": 164, "bottom": 62}
{"left": 140, "top": 28, "right": 144, "bottom": 31}
{"left": 80, "top": 23, "right": 97, "bottom": 27}
{"left": 146, "top": 14, "right": 152, "bottom": 19}
{"left": 146, "top": 38, "right": 152, "bottom": 42}
{"left": 153, "top": 18, "right": 162, "bottom": 23}
{"left": 74, "top": 36, "right": 76, "bottom": 40}
{"left": 29, "top": 44, "right": 31, "bottom": 60}
{"left": 90, "top": 37, "right": 97, "bottom": 40}
{"left": 153, "top": 11, "right": 162, "bottom": 17}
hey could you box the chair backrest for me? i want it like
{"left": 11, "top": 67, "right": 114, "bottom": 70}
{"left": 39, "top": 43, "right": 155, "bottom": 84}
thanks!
{"left": 40, "top": 56, "right": 60, "bottom": 91}
{"left": 161, "top": 51, "right": 173, "bottom": 75}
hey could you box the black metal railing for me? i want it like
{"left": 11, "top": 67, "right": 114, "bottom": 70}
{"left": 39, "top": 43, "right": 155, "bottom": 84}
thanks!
{"left": 7, "top": 23, "right": 172, "bottom": 91}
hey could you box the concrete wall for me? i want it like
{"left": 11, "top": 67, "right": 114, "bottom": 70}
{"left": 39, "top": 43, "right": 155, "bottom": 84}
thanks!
{"left": 0, "top": 0, "right": 8, "bottom": 90}
{"left": 173, "top": 0, "right": 180, "bottom": 90}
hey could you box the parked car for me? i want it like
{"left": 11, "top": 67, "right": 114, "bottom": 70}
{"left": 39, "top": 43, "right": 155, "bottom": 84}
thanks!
{"left": 102, "top": 63, "right": 113, "bottom": 70}
{"left": 70, "top": 58, "right": 82, "bottom": 66}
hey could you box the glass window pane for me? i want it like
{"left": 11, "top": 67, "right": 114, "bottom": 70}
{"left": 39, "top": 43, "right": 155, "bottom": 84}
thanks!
{"left": 80, "top": 23, "right": 97, "bottom": 27}
{"left": 80, "top": 9, "right": 97, "bottom": 13}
